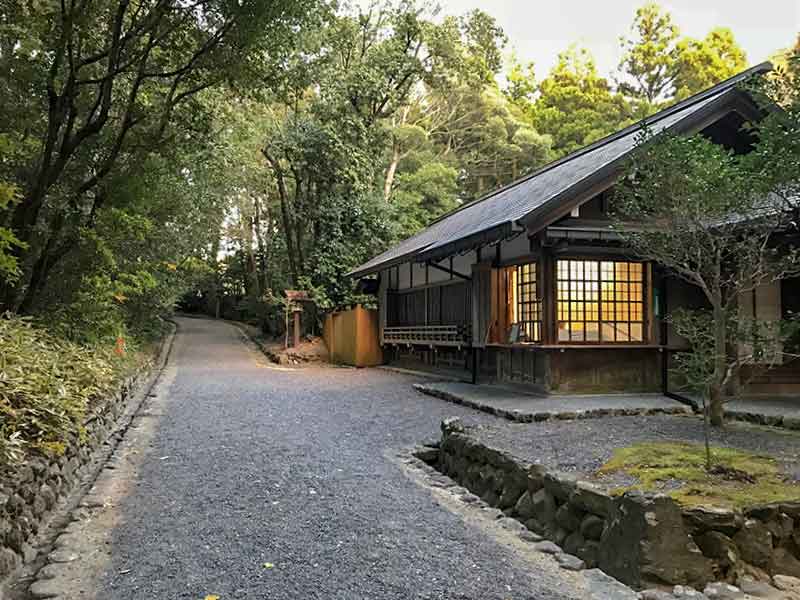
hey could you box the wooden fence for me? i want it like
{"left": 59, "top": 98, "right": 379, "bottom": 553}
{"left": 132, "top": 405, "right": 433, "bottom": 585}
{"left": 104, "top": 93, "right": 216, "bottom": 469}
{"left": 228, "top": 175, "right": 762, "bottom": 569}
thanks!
{"left": 323, "top": 305, "right": 383, "bottom": 367}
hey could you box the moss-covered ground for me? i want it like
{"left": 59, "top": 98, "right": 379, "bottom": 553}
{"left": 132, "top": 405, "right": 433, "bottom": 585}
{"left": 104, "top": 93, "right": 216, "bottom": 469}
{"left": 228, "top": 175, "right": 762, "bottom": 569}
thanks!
{"left": 598, "top": 441, "right": 800, "bottom": 508}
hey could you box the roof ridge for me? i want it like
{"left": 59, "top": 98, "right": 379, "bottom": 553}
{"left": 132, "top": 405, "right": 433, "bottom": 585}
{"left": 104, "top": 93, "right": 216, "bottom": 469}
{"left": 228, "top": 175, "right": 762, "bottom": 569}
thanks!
{"left": 425, "top": 61, "right": 773, "bottom": 227}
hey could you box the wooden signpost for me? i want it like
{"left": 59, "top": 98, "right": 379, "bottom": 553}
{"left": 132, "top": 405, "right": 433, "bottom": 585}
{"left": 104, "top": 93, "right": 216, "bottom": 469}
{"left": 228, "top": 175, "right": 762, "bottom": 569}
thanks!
{"left": 285, "top": 290, "right": 310, "bottom": 348}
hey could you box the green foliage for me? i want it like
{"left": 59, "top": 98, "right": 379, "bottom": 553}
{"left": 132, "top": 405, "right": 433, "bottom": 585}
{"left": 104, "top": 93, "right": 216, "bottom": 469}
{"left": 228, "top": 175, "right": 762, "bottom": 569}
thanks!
{"left": 392, "top": 162, "right": 459, "bottom": 237}
{"left": 673, "top": 28, "right": 748, "bottom": 100}
{"left": 505, "top": 55, "right": 537, "bottom": 103}
{"left": 0, "top": 0, "right": 321, "bottom": 318}
{"left": 532, "top": 46, "right": 630, "bottom": 156}
{"left": 617, "top": 2, "right": 747, "bottom": 108}
{"left": 305, "top": 189, "right": 393, "bottom": 307}
{"left": 0, "top": 135, "right": 26, "bottom": 282}
{"left": 614, "top": 62, "right": 800, "bottom": 426}
{"left": 0, "top": 181, "right": 25, "bottom": 283}
{"left": 599, "top": 441, "right": 800, "bottom": 508}
{"left": 0, "top": 315, "right": 138, "bottom": 469}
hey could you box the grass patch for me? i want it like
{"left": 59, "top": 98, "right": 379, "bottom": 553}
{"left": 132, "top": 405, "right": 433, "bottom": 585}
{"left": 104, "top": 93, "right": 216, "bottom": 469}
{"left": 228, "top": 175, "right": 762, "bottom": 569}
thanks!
{"left": 598, "top": 441, "right": 800, "bottom": 509}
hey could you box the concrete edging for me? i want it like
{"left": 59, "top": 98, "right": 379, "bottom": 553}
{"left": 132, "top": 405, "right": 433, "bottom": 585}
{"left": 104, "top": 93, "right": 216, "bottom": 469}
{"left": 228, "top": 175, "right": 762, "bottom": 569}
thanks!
{"left": 413, "top": 383, "right": 692, "bottom": 423}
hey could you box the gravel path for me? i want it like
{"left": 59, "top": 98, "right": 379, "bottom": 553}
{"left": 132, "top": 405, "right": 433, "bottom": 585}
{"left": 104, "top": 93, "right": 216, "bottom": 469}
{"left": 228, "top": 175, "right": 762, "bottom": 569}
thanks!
{"left": 471, "top": 415, "right": 800, "bottom": 482}
{"left": 93, "top": 317, "right": 590, "bottom": 600}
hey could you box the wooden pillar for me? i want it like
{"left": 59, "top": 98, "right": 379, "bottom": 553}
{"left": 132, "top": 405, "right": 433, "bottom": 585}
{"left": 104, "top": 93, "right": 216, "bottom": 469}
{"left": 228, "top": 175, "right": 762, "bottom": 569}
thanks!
{"left": 293, "top": 310, "right": 301, "bottom": 348}
{"left": 541, "top": 247, "right": 556, "bottom": 345}
{"left": 378, "top": 270, "right": 388, "bottom": 345}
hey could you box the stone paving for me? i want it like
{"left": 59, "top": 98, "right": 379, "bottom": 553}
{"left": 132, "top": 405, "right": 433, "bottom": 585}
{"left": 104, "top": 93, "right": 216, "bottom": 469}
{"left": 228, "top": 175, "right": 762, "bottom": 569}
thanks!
{"left": 415, "top": 381, "right": 800, "bottom": 430}
{"left": 414, "top": 381, "right": 692, "bottom": 422}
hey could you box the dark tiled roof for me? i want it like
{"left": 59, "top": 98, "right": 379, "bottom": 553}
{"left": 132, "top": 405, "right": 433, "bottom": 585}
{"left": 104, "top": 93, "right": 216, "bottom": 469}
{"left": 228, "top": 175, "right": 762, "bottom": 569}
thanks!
{"left": 350, "top": 63, "right": 772, "bottom": 278}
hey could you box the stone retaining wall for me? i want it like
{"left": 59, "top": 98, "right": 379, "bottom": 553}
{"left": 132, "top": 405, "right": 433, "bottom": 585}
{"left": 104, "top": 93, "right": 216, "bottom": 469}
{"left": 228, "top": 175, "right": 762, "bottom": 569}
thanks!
{"left": 726, "top": 410, "right": 800, "bottom": 431}
{"left": 0, "top": 326, "right": 174, "bottom": 592}
{"left": 434, "top": 418, "right": 800, "bottom": 590}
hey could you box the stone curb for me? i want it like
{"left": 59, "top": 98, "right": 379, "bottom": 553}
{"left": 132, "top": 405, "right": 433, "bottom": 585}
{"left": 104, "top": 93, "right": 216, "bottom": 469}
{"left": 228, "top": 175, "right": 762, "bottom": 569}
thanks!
{"left": 400, "top": 444, "right": 653, "bottom": 600}
{"left": 397, "top": 447, "right": 603, "bottom": 578}
{"left": 726, "top": 410, "right": 800, "bottom": 432}
{"left": 431, "top": 422, "right": 800, "bottom": 599}
{"left": 378, "top": 365, "right": 466, "bottom": 382}
{"left": 0, "top": 321, "right": 177, "bottom": 600}
{"left": 413, "top": 383, "right": 692, "bottom": 423}
{"left": 228, "top": 320, "right": 283, "bottom": 364}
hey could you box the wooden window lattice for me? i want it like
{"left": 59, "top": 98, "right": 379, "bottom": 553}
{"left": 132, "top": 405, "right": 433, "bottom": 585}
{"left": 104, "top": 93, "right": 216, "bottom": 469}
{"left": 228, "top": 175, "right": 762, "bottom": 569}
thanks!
{"left": 515, "top": 263, "right": 541, "bottom": 343}
{"left": 556, "top": 260, "right": 645, "bottom": 343}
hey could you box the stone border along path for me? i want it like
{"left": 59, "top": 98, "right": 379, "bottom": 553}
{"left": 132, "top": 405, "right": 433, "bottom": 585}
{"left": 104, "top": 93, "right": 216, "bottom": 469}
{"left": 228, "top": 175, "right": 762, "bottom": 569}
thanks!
{"left": 425, "top": 419, "right": 800, "bottom": 600}
{"left": 725, "top": 408, "right": 800, "bottom": 431}
{"left": 23, "top": 359, "right": 182, "bottom": 600}
{"left": 1, "top": 323, "right": 177, "bottom": 600}
{"left": 415, "top": 382, "right": 800, "bottom": 431}
{"left": 396, "top": 445, "right": 640, "bottom": 600}
{"left": 413, "top": 382, "right": 692, "bottom": 423}
{"left": 406, "top": 443, "right": 800, "bottom": 600}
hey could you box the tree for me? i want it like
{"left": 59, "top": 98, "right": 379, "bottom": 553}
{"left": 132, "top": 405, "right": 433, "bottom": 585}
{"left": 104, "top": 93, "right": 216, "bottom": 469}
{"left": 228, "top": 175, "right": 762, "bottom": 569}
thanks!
{"left": 532, "top": 46, "right": 630, "bottom": 156}
{"left": 392, "top": 162, "right": 459, "bottom": 237}
{"left": 767, "top": 34, "right": 800, "bottom": 106}
{"left": 381, "top": 9, "right": 513, "bottom": 203}
{"left": 256, "top": 3, "right": 430, "bottom": 299}
{"left": 673, "top": 28, "right": 748, "bottom": 100}
{"left": 613, "top": 65, "right": 800, "bottom": 430}
{"left": 505, "top": 55, "right": 537, "bottom": 104}
{"left": 0, "top": 0, "right": 316, "bottom": 312}
{"left": 459, "top": 9, "right": 508, "bottom": 82}
{"left": 618, "top": 2, "right": 680, "bottom": 105}
{"left": 0, "top": 136, "right": 25, "bottom": 282}
{"left": 617, "top": 2, "right": 748, "bottom": 111}
{"left": 447, "top": 86, "right": 552, "bottom": 197}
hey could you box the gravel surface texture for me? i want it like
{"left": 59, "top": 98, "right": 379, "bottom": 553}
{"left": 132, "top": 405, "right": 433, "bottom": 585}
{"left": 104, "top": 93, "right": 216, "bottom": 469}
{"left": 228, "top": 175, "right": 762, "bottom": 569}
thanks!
{"left": 471, "top": 415, "right": 800, "bottom": 482}
{"left": 94, "top": 317, "right": 590, "bottom": 600}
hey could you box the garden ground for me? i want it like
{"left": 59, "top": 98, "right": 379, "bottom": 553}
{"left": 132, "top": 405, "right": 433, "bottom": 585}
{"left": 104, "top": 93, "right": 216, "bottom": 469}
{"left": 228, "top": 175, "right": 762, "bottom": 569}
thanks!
{"left": 16, "top": 316, "right": 800, "bottom": 599}
{"left": 20, "top": 316, "right": 636, "bottom": 600}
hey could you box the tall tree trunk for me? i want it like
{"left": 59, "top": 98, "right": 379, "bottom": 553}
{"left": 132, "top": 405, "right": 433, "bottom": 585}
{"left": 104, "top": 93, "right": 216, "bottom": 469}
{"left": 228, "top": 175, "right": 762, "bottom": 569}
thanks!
{"left": 241, "top": 199, "right": 259, "bottom": 299}
{"left": 383, "top": 140, "right": 400, "bottom": 201}
{"left": 294, "top": 178, "right": 311, "bottom": 276}
{"left": 207, "top": 234, "right": 221, "bottom": 318}
{"left": 253, "top": 198, "right": 268, "bottom": 294}
{"left": 710, "top": 302, "right": 727, "bottom": 426}
{"left": 262, "top": 151, "right": 299, "bottom": 286}
{"left": 383, "top": 105, "right": 410, "bottom": 202}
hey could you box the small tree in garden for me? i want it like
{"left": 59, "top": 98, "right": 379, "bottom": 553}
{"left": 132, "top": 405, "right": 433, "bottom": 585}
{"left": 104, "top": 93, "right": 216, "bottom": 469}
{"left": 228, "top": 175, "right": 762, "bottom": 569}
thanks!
{"left": 613, "top": 62, "right": 800, "bottom": 448}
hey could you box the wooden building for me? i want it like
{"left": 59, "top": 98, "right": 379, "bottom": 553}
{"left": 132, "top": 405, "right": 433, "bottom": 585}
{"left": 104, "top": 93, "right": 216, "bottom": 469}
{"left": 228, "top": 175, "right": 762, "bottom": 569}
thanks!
{"left": 349, "top": 63, "right": 800, "bottom": 396}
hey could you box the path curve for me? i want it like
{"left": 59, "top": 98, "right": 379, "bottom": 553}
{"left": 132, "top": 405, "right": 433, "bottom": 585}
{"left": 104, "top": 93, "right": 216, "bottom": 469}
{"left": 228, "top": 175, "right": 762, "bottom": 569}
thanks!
{"left": 73, "top": 317, "right": 620, "bottom": 599}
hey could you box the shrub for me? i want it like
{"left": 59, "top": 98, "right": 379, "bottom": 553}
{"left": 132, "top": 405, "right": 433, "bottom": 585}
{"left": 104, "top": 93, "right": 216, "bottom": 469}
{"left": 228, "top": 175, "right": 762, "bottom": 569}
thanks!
{"left": 0, "top": 314, "right": 137, "bottom": 470}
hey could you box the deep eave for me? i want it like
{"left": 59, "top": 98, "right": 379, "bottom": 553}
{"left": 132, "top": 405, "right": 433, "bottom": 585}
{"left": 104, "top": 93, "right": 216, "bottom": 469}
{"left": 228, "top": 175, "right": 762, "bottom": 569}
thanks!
{"left": 348, "top": 62, "right": 773, "bottom": 279}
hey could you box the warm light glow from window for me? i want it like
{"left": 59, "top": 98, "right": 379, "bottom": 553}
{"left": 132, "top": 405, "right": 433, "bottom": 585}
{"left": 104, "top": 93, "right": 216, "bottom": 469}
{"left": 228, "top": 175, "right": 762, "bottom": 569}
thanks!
{"left": 557, "top": 260, "right": 645, "bottom": 343}
{"left": 508, "top": 263, "right": 541, "bottom": 343}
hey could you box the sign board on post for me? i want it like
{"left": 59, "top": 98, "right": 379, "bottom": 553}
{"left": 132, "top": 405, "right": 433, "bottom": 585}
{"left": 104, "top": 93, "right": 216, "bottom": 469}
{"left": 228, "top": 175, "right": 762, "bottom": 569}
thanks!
{"left": 285, "top": 290, "right": 310, "bottom": 348}
{"left": 285, "top": 290, "right": 310, "bottom": 302}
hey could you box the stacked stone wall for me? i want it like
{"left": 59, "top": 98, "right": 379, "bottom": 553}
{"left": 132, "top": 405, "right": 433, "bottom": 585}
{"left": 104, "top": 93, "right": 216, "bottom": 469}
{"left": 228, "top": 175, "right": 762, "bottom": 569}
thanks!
{"left": 435, "top": 418, "right": 800, "bottom": 589}
{"left": 0, "top": 328, "right": 173, "bottom": 592}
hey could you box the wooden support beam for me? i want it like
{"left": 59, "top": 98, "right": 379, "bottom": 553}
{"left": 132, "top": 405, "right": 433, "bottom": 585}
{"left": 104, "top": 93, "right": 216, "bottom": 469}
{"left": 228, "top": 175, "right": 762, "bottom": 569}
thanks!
{"left": 426, "top": 260, "right": 471, "bottom": 281}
